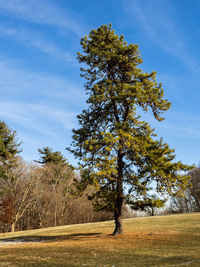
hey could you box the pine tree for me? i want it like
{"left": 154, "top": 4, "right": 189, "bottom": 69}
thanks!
{"left": 0, "top": 121, "right": 21, "bottom": 160}
{"left": 36, "top": 147, "right": 67, "bottom": 166}
{"left": 0, "top": 120, "right": 21, "bottom": 182}
{"left": 36, "top": 147, "right": 74, "bottom": 227}
{"left": 130, "top": 195, "right": 166, "bottom": 216}
{"left": 69, "top": 25, "right": 192, "bottom": 235}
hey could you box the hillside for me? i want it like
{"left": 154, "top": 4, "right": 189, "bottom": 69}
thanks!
{"left": 0, "top": 213, "right": 200, "bottom": 266}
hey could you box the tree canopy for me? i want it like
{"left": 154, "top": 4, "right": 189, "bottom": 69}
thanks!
{"left": 36, "top": 147, "right": 68, "bottom": 166}
{"left": 0, "top": 120, "right": 21, "bottom": 181}
{"left": 0, "top": 120, "right": 21, "bottom": 162}
{"left": 69, "top": 24, "right": 192, "bottom": 235}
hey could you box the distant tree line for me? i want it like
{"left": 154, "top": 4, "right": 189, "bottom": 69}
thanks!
{"left": 0, "top": 121, "right": 114, "bottom": 233}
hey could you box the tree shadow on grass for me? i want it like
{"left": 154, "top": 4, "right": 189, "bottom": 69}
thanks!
{"left": 0, "top": 232, "right": 102, "bottom": 243}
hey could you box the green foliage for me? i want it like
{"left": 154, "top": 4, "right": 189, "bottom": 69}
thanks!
{"left": 69, "top": 25, "right": 193, "bottom": 232}
{"left": 0, "top": 120, "right": 21, "bottom": 161}
{"left": 130, "top": 195, "right": 166, "bottom": 216}
{"left": 36, "top": 147, "right": 68, "bottom": 166}
{"left": 0, "top": 121, "right": 21, "bottom": 181}
{"left": 36, "top": 147, "right": 74, "bottom": 196}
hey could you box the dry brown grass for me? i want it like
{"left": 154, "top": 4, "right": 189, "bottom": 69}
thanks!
{"left": 0, "top": 213, "right": 200, "bottom": 266}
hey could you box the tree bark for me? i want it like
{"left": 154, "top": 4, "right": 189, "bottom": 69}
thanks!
{"left": 27, "top": 209, "right": 30, "bottom": 230}
{"left": 54, "top": 189, "right": 57, "bottom": 227}
{"left": 113, "top": 150, "right": 124, "bottom": 235}
{"left": 113, "top": 209, "right": 123, "bottom": 235}
{"left": 54, "top": 206, "right": 57, "bottom": 227}
{"left": 11, "top": 222, "right": 15, "bottom": 232}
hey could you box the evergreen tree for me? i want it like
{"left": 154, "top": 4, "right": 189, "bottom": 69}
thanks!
{"left": 0, "top": 120, "right": 21, "bottom": 181}
{"left": 0, "top": 121, "right": 21, "bottom": 161}
{"left": 130, "top": 195, "right": 166, "bottom": 216}
{"left": 69, "top": 25, "right": 192, "bottom": 235}
{"left": 36, "top": 147, "right": 67, "bottom": 166}
{"left": 36, "top": 147, "right": 74, "bottom": 227}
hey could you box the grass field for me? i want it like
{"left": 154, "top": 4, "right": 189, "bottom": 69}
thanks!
{"left": 0, "top": 213, "right": 199, "bottom": 266}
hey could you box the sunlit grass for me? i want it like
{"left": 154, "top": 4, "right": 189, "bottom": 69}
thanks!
{"left": 0, "top": 213, "right": 200, "bottom": 266}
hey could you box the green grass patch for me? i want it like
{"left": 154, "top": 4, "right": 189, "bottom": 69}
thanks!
{"left": 0, "top": 213, "right": 200, "bottom": 266}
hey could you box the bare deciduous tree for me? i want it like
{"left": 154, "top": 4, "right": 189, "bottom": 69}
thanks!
{"left": 170, "top": 167, "right": 200, "bottom": 213}
{"left": 0, "top": 158, "right": 42, "bottom": 232}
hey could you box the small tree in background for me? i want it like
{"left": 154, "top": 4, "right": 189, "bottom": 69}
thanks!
{"left": 36, "top": 147, "right": 68, "bottom": 166}
{"left": 36, "top": 147, "right": 74, "bottom": 227}
{"left": 130, "top": 195, "right": 166, "bottom": 216}
{"left": 0, "top": 157, "right": 41, "bottom": 232}
{"left": 0, "top": 195, "right": 15, "bottom": 231}
{"left": 188, "top": 167, "right": 200, "bottom": 210}
{"left": 0, "top": 120, "right": 21, "bottom": 182}
{"left": 0, "top": 120, "right": 21, "bottom": 158}
{"left": 69, "top": 25, "right": 193, "bottom": 235}
{"left": 170, "top": 167, "right": 200, "bottom": 213}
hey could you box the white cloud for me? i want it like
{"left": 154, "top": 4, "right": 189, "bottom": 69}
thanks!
{"left": 0, "top": 0, "right": 86, "bottom": 37}
{"left": 0, "top": 57, "right": 86, "bottom": 138}
{"left": 0, "top": 57, "right": 85, "bottom": 104}
{"left": 0, "top": 58, "right": 85, "bottom": 162}
{"left": 0, "top": 24, "right": 76, "bottom": 63}
{"left": 0, "top": 100, "right": 77, "bottom": 135}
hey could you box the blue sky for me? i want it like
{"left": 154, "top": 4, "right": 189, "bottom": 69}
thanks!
{"left": 0, "top": 0, "right": 199, "bottom": 166}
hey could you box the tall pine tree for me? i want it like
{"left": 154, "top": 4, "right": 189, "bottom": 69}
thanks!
{"left": 69, "top": 25, "right": 192, "bottom": 235}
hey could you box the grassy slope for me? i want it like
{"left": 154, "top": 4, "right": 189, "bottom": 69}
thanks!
{"left": 0, "top": 213, "right": 200, "bottom": 267}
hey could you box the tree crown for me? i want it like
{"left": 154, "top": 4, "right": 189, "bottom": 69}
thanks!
{"left": 36, "top": 147, "right": 68, "bottom": 166}
{"left": 0, "top": 120, "right": 21, "bottom": 161}
{"left": 69, "top": 25, "right": 192, "bottom": 218}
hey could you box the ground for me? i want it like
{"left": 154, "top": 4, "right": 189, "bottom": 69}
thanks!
{"left": 0, "top": 213, "right": 200, "bottom": 266}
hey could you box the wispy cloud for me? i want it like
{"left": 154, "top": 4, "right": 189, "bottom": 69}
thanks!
{"left": 0, "top": 24, "right": 75, "bottom": 63}
{"left": 0, "top": 100, "right": 77, "bottom": 136}
{"left": 0, "top": 0, "right": 86, "bottom": 37}
{"left": 0, "top": 100, "right": 77, "bottom": 162}
{"left": 0, "top": 57, "right": 82, "bottom": 135}
{"left": 163, "top": 111, "right": 200, "bottom": 139}
{"left": 142, "top": 109, "right": 200, "bottom": 140}
{"left": 124, "top": 0, "right": 200, "bottom": 74}
{"left": 163, "top": 124, "right": 200, "bottom": 139}
{"left": 0, "top": 57, "right": 85, "bottom": 105}
{"left": 0, "top": 57, "right": 83, "bottom": 162}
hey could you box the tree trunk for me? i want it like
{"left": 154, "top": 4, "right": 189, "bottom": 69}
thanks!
{"left": 113, "top": 149, "right": 124, "bottom": 235}
{"left": 27, "top": 209, "right": 30, "bottom": 230}
{"left": 54, "top": 188, "right": 57, "bottom": 227}
{"left": 54, "top": 207, "right": 57, "bottom": 227}
{"left": 151, "top": 208, "right": 154, "bottom": 216}
{"left": 11, "top": 222, "right": 15, "bottom": 232}
{"left": 113, "top": 210, "right": 123, "bottom": 235}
